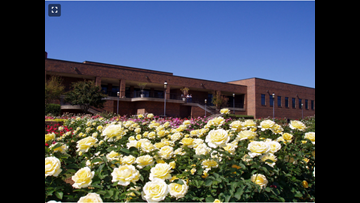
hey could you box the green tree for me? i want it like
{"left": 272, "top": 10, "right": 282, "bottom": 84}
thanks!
{"left": 64, "top": 81, "right": 107, "bottom": 113}
{"left": 212, "top": 91, "right": 229, "bottom": 112}
{"left": 45, "top": 76, "right": 65, "bottom": 108}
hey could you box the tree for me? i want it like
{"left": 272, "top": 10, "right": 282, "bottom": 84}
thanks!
{"left": 64, "top": 81, "right": 107, "bottom": 113}
{"left": 45, "top": 76, "right": 65, "bottom": 108}
{"left": 211, "top": 91, "right": 229, "bottom": 112}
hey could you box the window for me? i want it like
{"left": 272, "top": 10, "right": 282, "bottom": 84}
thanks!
{"left": 285, "top": 97, "right": 289, "bottom": 108}
{"left": 299, "top": 99, "right": 303, "bottom": 109}
{"left": 305, "top": 99, "right": 309, "bottom": 109}
{"left": 270, "top": 96, "right": 274, "bottom": 107}
{"left": 311, "top": 100, "right": 315, "bottom": 110}
{"left": 292, "top": 98, "right": 296, "bottom": 108}
{"left": 261, "top": 94, "right": 266, "bottom": 106}
{"left": 278, "top": 96, "right": 282, "bottom": 107}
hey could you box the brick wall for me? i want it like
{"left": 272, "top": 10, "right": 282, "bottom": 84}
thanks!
{"left": 230, "top": 78, "right": 315, "bottom": 119}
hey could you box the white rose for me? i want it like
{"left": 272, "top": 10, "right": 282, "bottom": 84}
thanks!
{"left": 142, "top": 179, "right": 169, "bottom": 203}
{"left": 206, "top": 129, "right": 230, "bottom": 148}
{"left": 45, "top": 157, "right": 62, "bottom": 178}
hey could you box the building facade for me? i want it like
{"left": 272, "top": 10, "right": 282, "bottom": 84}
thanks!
{"left": 45, "top": 52, "right": 315, "bottom": 119}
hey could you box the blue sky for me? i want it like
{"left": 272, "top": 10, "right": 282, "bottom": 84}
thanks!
{"left": 45, "top": 1, "right": 315, "bottom": 88}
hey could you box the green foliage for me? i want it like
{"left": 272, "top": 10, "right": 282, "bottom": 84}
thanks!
{"left": 45, "top": 116, "right": 315, "bottom": 202}
{"left": 212, "top": 91, "right": 230, "bottom": 111}
{"left": 45, "top": 104, "right": 61, "bottom": 116}
{"left": 45, "top": 76, "right": 65, "bottom": 110}
{"left": 64, "top": 81, "right": 107, "bottom": 113}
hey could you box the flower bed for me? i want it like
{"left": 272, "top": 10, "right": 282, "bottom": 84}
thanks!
{"left": 45, "top": 112, "right": 315, "bottom": 203}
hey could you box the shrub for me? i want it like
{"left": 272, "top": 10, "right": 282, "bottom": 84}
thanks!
{"left": 45, "top": 114, "right": 315, "bottom": 202}
{"left": 45, "top": 104, "right": 61, "bottom": 116}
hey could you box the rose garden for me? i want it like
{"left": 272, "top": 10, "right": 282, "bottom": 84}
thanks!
{"left": 45, "top": 111, "right": 315, "bottom": 203}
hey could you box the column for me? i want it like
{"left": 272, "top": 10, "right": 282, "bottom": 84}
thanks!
{"left": 119, "top": 80, "right": 126, "bottom": 98}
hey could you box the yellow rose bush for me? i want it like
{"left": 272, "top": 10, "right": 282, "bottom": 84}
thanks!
{"left": 45, "top": 114, "right": 315, "bottom": 202}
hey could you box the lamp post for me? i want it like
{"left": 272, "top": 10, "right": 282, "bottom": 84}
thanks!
{"left": 233, "top": 93, "right": 236, "bottom": 114}
{"left": 117, "top": 92, "right": 120, "bottom": 115}
{"left": 272, "top": 93, "right": 276, "bottom": 121}
{"left": 164, "top": 81, "right": 168, "bottom": 117}
{"left": 205, "top": 99, "right": 207, "bottom": 117}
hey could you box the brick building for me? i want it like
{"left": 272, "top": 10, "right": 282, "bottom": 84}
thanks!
{"left": 45, "top": 52, "right": 315, "bottom": 119}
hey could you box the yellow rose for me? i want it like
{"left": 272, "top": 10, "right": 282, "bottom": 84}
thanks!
{"left": 76, "top": 137, "right": 98, "bottom": 153}
{"left": 45, "top": 133, "right": 56, "bottom": 143}
{"left": 244, "top": 120, "right": 257, "bottom": 128}
{"left": 142, "top": 179, "right": 169, "bottom": 203}
{"left": 259, "top": 120, "right": 275, "bottom": 131}
{"left": 102, "top": 124, "right": 125, "bottom": 141}
{"left": 169, "top": 180, "right": 189, "bottom": 200}
{"left": 266, "top": 140, "right": 282, "bottom": 154}
{"left": 202, "top": 159, "right": 219, "bottom": 170}
{"left": 290, "top": 120, "right": 307, "bottom": 131}
{"left": 220, "top": 108, "right": 230, "bottom": 115}
{"left": 223, "top": 143, "right": 237, "bottom": 155}
{"left": 149, "top": 163, "right": 173, "bottom": 181}
{"left": 191, "top": 168, "right": 197, "bottom": 175}
{"left": 169, "top": 161, "right": 176, "bottom": 169}
{"left": 45, "top": 157, "right": 62, "bottom": 178}
{"left": 302, "top": 180, "right": 309, "bottom": 189}
{"left": 251, "top": 174, "right": 268, "bottom": 189}
{"left": 206, "top": 129, "right": 230, "bottom": 148}
{"left": 121, "top": 155, "right": 136, "bottom": 165}
{"left": 72, "top": 167, "right": 95, "bottom": 189}
{"left": 50, "top": 143, "right": 68, "bottom": 154}
{"left": 158, "top": 146, "right": 174, "bottom": 160}
{"left": 136, "top": 155, "right": 155, "bottom": 169}
{"left": 111, "top": 165, "right": 140, "bottom": 186}
{"left": 305, "top": 132, "right": 315, "bottom": 144}
{"left": 106, "top": 151, "right": 121, "bottom": 162}
{"left": 157, "top": 130, "right": 166, "bottom": 138}
{"left": 282, "top": 133, "right": 294, "bottom": 143}
{"left": 181, "top": 138, "right": 194, "bottom": 147}
{"left": 247, "top": 141, "right": 271, "bottom": 158}
{"left": 195, "top": 144, "right": 211, "bottom": 156}
{"left": 78, "top": 193, "right": 103, "bottom": 203}
{"left": 237, "top": 130, "right": 258, "bottom": 141}
{"left": 230, "top": 121, "right": 244, "bottom": 132}
{"left": 260, "top": 153, "right": 278, "bottom": 167}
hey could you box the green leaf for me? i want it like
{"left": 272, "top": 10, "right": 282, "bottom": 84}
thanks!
{"left": 120, "top": 148, "right": 130, "bottom": 154}
{"left": 235, "top": 188, "right": 244, "bottom": 200}
{"left": 55, "top": 191, "right": 63, "bottom": 200}
{"left": 91, "top": 158, "right": 104, "bottom": 164}
{"left": 205, "top": 179, "right": 213, "bottom": 187}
